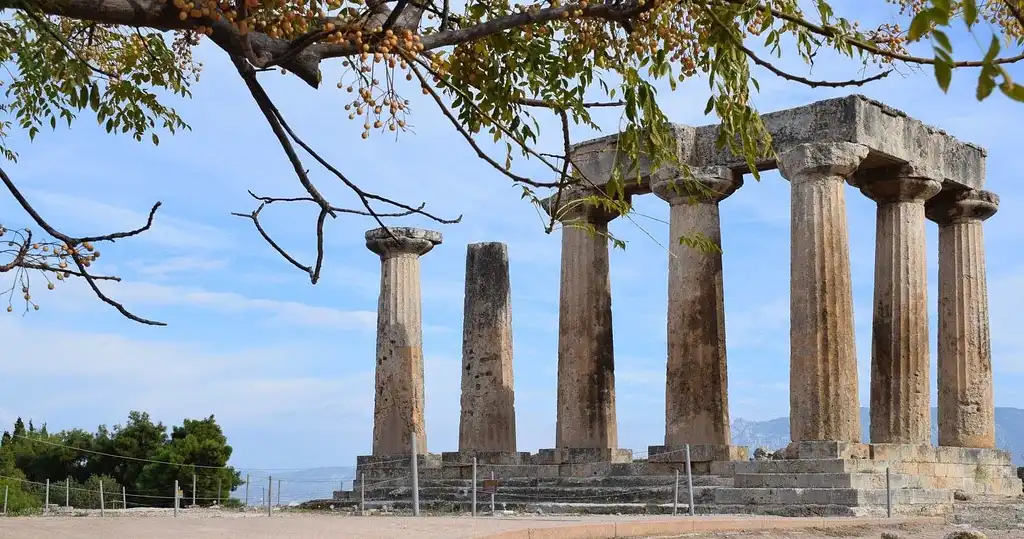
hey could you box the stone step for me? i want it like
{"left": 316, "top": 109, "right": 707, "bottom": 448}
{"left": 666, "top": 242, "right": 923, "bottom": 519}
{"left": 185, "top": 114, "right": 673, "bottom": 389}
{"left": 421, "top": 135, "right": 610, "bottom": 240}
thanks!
{"left": 354, "top": 474, "right": 731, "bottom": 489}
{"left": 733, "top": 472, "right": 921, "bottom": 489}
{"left": 714, "top": 487, "right": 952, "bottom": 506}
{"left": 733, "top": 459, "right": 891, "bottom": 475}
{"left": 353, "top": 485, "right": 720, "bottom": 504}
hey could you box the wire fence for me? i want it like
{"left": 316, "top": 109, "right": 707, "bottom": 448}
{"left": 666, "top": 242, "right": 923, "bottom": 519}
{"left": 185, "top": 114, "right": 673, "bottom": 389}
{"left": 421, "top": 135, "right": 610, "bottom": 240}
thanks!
{"left": 1, "top": 433, "right": 712, "bottom": 518}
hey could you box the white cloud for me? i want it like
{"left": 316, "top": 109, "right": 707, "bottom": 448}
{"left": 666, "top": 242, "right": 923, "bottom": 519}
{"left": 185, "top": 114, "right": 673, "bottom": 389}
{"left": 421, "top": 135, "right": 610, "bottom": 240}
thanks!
{"left": 44, "top": 278, "right": 377, "bottom": 332}
{"left": 131, "top": 256, "right": 229, "bottom": 279}
{"left": 0, "top": 316, "right": 373, "bottom": 425}
{"left": 19, "top": 190, "right": 231, "bottom": 250}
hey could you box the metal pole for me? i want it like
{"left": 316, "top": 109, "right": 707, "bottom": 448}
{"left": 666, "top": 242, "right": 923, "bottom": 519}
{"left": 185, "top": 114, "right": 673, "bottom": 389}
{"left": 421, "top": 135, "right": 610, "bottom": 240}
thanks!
{"left": 359, "top": 473, "right": 365, "bottom": 513}
{"left": 192, "top": 474, "right": 196, "bottom": 507}
{"left": 45, "top": 478, "right": 50, "bottom": 513}
{"left": 122, "top": 486, "right": 126, "bottom": 510}
{"left": 471, "top": 457, "right": 477, "bottom": 518}
{"left": 490, "top": 471, "right": 495, "bottom": 516}
{"left": 886, "top": 466, "right": 892, "bottom": 518}
{"left": 673, "top": 469, "right": 679, "bottom": 515}
{"left": 218, "top": 478, "right": 222, "bottom": 506}
{"left": 3, "top": 485, "right": 8, "bottom": 515}
{"left": 65, "top": 477, "right": 69, "bottom": 509}
{"left": 411, "top": 435, "right": 420, "bottom": 517}
{"left": 267, "top": 476, "right": 272, "bottom": 517}
{"left": 174, "top": 480, "right": 179, "bottom": 518}
{"left": 685, "top": 443, "right": 694, "bottom": 516}
{"left": 277, "top": 479, "right": 281, "bottom": 507}
{"left": 245, "top": 473, "right": 250, "bottom": 507}
{"left": 99, "top": 481, "right": 105, "bottom": 517}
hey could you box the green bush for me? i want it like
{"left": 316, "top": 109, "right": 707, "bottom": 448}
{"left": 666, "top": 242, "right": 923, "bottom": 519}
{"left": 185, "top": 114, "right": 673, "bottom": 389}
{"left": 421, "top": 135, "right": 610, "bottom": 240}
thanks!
{"left": 0, "top": 476, "right": 43, "bottom": 515}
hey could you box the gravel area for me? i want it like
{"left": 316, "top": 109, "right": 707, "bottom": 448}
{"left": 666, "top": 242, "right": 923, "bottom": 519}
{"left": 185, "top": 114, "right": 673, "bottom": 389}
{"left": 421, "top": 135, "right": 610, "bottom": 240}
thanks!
{"left": 0, "top": 502, "right": 1021, "bottom": 539}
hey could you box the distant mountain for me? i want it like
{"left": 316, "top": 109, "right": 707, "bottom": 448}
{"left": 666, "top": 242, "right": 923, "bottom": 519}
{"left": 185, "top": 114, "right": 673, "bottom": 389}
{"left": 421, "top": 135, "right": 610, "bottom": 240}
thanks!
{"left": 731, "top": 407, "right": 1024, "bottom": 466}
{"left": 235, "top": 467, "right": 354, "bottom": 505}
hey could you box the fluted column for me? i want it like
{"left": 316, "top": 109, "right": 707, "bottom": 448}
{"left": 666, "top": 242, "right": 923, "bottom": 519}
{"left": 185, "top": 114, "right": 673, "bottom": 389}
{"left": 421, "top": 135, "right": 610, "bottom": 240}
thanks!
{"left": 366, "top": 227, "right": 443, "bottom": 456}
{"left": 651, "top": 167, "right": 740, "bottom": 447}
{"left": 544, "top": 188, "right": 629, "bottom": 450}
{"left": 926, "top": 189, "right": 999, "bottom": 448}
{"left": 459, "top": 242, "right": 517, "bottom": 452}
{"left": 778, "top": 142, "right": 868, "bottom": 443}
{"left": 858, "top": 172, "right": 941, "bottom": 444}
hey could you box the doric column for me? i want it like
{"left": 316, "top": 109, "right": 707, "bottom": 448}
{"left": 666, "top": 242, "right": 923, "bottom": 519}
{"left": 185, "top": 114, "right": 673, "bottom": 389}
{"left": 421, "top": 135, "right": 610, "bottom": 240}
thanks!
{"left": 543, "top": 188, "right": 629, "bottom": 450}
{"left": 459, "top": 242, "right": 517, "bottom": 452}
{"left": 926, "top": 189, "right": 999, "bottom": 448}
{"left": 777, "top": 142, "right": 868, "bottom": 443}
{"left": 857, "top": 171, "right": 941, "bottom": 444}
{"left": 651, "top": 167, "right": 740, "bottom": 447}
{"left": 365, "top": 227, "right": 442, "bottom": 456}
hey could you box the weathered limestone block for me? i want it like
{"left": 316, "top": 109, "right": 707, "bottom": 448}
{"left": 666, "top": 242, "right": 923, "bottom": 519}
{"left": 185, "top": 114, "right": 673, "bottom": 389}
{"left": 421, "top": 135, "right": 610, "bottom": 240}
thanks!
{"left": 650, "top": 166, "right": 740, "bottom": 448}
{"left": 778, "top": 142, "right": 867, "bottom": 443}
{"left": 365, "top": 227, "right": 442, "bottom": 456}
{"left": 543, "top": 187, "right": 630, "bottom": 450}
{"left": 647, "top": 444, "right": 748, "bottom": 464}
{"left": 459, "top": 242, "right": 517, "bottom": 452}
{"left": 856, "top": 171, "right": 941, "bottom": 444}
{"left": 926, "top": 189, "right": 999, "bottom": 449}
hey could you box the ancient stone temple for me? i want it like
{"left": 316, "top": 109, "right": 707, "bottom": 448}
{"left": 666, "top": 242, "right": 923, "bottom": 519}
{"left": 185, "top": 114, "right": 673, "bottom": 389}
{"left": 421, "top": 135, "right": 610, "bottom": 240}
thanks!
{"left": 336, "top": 95, "right": 1021, "bottom": 517}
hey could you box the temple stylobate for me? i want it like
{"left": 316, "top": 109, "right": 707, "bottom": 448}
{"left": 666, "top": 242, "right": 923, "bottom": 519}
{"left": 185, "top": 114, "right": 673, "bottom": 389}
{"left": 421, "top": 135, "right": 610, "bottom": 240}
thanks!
{"left": 543, "top": 94, "right": 998, "bottom": 464}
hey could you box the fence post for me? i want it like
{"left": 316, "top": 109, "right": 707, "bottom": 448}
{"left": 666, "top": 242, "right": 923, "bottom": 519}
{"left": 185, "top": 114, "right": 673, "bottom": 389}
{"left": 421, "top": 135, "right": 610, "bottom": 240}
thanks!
{"left": 245, "top": 473, "right": 250, "bottom": 508}
{"left": 174, "top": 480, "right": 179, "bottom": 518}
{"left": 277, "top": 479, "right": 281, "bottom": 507}
{"left": 99, "top": 480, "right": 105, "bottom": 517}
{"left": 490, "top": 471, "right": 495, "bottom": 516}
{"left": 65, "top": 477, "right": 69, "bottom": 509}
{"left": 122, "top": 486, "right": 126, "bottom": 510}
{"left": 685, "top": 443, "right": 694, "bottom": 516}
{"left": 267, "top": 476, "right": 272, "bottom": 517}
{"left": 411, "top": 435, "right": 420, "bottom": 517}
{"left": 45, "top": 478, "right": 50, "bottom": 513}
{"left": 673, "top": 469, "right": 679, "bottom": 515}
{"left": 886, "top": 466, "right": 892, "bottom": 518}
{"left": 218, "top": 478, "right": 222, "bottom": 506}
{"left": 3, "top": 485, "right": 8, "bottom": 515}
{"left": 359, "top": 473, "right": 365, "bottom": 514}
{"left": 471, "top": 457, "right": 477, "bottom": 518}
{"left": 192, "top": 474, "right": 196, "bottom": 507}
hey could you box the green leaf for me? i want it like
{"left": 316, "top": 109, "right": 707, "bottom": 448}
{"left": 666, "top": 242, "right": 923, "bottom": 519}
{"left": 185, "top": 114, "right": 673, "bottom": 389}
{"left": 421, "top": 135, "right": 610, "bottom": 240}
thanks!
{"left": 932, "top": 29, "right": 951, "bottom": 54}
{"left": 151, "top": 133, "right": 160, "bottom": 146}
{"left": 908, "top": 10, "right": 932, "bottom": 42}
{"left": 976, "top": 68, "right": 997, "bottom": 100}
{"left": 934, "top": 60, "right": 952, "bottom": 92}
{"left": 1000, "top": 82, "right": 1024, "bottom": 102}
{"left": 963, "top": 0, "right": 978, "bottom": 27}
{"left": 983, "top": 34, "right": 1000, "bottom": 63}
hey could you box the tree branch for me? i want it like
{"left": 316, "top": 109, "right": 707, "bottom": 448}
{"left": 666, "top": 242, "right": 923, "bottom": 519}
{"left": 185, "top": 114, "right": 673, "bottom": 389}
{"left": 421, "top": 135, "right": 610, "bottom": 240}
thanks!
{"left": 0, "top": 165, "right": 164, "bottom": 325}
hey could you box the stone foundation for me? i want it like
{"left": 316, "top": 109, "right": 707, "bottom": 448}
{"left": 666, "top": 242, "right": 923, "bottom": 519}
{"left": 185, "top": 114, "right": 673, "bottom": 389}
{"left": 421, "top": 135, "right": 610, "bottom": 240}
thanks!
{"left": 338, "top": 442, "right": 1021, "bottom": 517}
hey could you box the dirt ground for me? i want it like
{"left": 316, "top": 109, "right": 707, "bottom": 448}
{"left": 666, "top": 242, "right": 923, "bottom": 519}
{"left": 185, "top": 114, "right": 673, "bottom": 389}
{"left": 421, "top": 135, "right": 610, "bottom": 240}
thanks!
{"left": 0, "top": 500, "right": 1020, "bottom": 539}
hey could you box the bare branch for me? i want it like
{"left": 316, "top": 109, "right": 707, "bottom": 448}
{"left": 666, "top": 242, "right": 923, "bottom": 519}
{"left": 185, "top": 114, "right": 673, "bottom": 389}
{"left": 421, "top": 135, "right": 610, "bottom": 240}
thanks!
{"left": 0, "top": 165, "right": 164, "bottom": 325}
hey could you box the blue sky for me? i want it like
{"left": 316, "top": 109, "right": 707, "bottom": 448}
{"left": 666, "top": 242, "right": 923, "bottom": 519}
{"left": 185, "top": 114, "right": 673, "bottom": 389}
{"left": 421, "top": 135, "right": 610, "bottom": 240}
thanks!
{"left": 1, "top": 1, "right": 1022, "bottom": 472}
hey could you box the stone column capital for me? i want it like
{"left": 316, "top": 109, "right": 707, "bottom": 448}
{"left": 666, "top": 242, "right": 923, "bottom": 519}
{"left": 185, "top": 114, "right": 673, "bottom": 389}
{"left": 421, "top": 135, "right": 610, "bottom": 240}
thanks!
{"left": 650, "top": 166, "right": 742, "bottom": 205}
{"left": 541, "top": 187, "right": 630, "bottom": 224}
{"left": 856, "top": 175, "right": 942, "bottom": 204}
{"left": 777, "top": 142, "right": 869, "bottom": 184}
{"left": 926, "top": 189, "right": 999, "bottom": 225}
{"left": 365, "top": 227, "right": 443, "bottom": 259}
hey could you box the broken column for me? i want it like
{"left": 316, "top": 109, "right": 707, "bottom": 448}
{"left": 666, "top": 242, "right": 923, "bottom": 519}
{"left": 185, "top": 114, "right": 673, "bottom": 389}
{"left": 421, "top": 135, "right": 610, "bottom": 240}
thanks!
{"left": 926, "top": 189, "right": 999, "bottom": 448}
{"left": 651, "top": 167, "right": 739, "bottom": 452}
{"left": 858, "top": 170, "right": 941, "bottom": 444}
{"left": 544, "top": 187, "right": 628, "bottom": 452}
{"left": 458, "top": 242, "right": 517, "bottom": 452}
{"left": 778, "top": 142, "right": 867, "bottom": 444}
{"left": 365, "top": 226, "right": 442, "bottom": 456}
